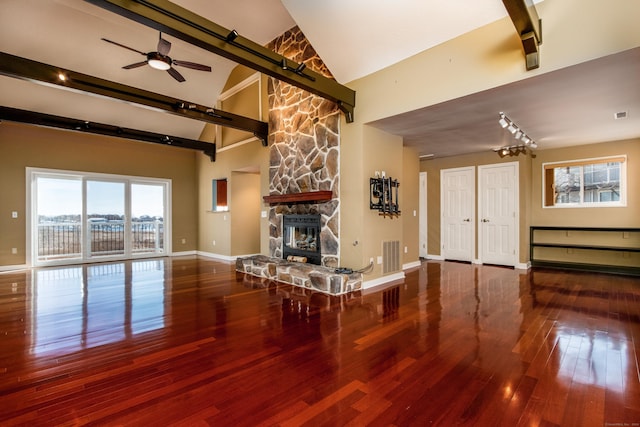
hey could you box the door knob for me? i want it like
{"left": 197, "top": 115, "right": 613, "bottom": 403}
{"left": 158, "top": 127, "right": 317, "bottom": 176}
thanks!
{"left": 463, "top": 218, "right": 471, "bottom": 222}
{"left": 482, "top": 219, "right": 489, "bottom": 222}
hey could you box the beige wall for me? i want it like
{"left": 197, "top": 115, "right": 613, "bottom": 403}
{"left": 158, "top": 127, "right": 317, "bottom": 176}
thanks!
{"left": 230, "top": 171, "right": 261, "bottom": 256}
{"left": 402, "top": 146, "right": 420, "bottom": 265}
{"left": 0, "top": 121, "right": 198, "bottom": 267}
{"left": 196, "top": 141, "right": 268, "bottom": 257}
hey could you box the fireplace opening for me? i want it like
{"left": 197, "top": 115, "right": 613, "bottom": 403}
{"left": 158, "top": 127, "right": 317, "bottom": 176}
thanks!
{"left": 282, "top": 214, "right": 321, "bottom": 265}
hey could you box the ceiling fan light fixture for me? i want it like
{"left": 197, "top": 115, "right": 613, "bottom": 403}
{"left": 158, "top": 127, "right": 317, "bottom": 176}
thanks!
{"left": 147, "top": 52, "right": 171, "bottom": 70}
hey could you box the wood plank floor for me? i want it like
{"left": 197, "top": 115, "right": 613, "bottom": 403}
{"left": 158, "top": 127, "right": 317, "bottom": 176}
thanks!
{"left": 1, "top": 257, "right": 639, "bottom": 426}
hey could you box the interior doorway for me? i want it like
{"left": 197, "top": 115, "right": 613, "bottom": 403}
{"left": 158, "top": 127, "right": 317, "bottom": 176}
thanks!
{"left": 440, "top": 166, "right": 475, "bottom": 262}
{"left": 478, "top": 162, "right": 519, "bottom": 267}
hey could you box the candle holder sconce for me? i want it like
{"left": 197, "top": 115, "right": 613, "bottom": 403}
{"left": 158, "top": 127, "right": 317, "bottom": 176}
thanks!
{"left": 370, "top": 175, "right": 400, "bottom": 217}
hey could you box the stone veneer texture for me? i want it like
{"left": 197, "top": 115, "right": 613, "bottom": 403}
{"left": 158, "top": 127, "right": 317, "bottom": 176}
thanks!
{"left": 266, "top": 26, "right": 341, "bottom": 267}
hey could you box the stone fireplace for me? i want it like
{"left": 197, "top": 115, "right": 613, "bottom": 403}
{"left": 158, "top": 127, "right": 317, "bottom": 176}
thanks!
{"left": 266, "top": 27, "right": 340, "bottom": 268}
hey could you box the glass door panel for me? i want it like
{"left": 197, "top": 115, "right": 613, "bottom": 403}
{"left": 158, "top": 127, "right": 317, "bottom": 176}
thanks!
{"left": 86, "top": 180, "right": 126, "bottom": 258}
{"left": 131, "top": 183, "right": 165, "bottom": 255}
{"left": 35, "top": 175, "right": 83, "bottom": 263}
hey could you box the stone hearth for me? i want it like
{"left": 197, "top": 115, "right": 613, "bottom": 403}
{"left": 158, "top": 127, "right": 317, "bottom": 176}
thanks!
{"left": 236, "top": 255, "right": 362, "bottom": 295}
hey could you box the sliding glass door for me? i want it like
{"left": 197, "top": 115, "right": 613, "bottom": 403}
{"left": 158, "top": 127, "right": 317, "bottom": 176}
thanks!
{"left": 30, "top": 169, "right": 170, "bottom": 266}
{"left": 87, "top": 179, "right": 126, "bottom": 258}
{"left": 35, "top": 174, "right": 83, "bottom": 263}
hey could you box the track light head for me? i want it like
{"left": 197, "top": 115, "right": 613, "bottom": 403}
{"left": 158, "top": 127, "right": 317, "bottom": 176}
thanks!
{"left": 295, "top": 62, "right": 306, "bottom": 73}
{"left": 226, "top": 30, "right": 238, "bottom": 42}
{"left": 280, "top": 59, "right": 289, "bottom": 70}
{"left": 507, "top": 123, "right": 517, "bottom": 134}
{"left": 498, "top": 113, "right": 508, "bottom": 128}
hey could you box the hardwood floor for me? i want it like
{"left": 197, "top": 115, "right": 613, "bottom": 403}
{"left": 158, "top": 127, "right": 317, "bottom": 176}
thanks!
{"left": 0, "top": 257, "right": 639, "bottom": 426}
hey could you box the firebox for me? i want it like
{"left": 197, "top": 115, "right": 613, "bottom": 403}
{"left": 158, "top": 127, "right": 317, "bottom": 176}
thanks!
{"left": 282, "top": 214, "right": 321, "bottom": 265}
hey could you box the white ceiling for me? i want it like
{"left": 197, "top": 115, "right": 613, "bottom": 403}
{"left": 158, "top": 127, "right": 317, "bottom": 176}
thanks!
{"left": 1, "top": 0, "right": 638, "bottom": 158}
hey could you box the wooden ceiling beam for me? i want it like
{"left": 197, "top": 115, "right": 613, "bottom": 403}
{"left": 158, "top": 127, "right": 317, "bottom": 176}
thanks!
{"left": 502, "top": 0, "right": 542, "bottom": 70}
{"left": 0, "top": 51, "right": 268, "bottom": 147}
{"left": 0, "top": 106, "right": 217, "bottom": 161}
{"left": 84, "top": 0, "right": 356, "bottom": 122}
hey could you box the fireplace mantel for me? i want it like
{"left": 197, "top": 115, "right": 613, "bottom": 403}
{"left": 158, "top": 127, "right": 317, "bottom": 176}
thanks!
{"left": 263, "top": 190, "right": 332, "bottom": 205}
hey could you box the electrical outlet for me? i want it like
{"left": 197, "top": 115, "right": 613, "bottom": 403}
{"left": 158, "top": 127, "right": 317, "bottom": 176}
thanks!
{"left": 377, "top": 256, "right": 383, "bottom": 265}
{"left": 11, "top": 211, "right": 18, "bottom": 218}
{"left": 212, "top": 240, "right": 216, "bottom": 246}
{"left": 404, "top": 246, "right": 408, "bottom": 254}
{"left": 11, "top": 248, "right": 17, "bottom": 254}
{"left": 261, "top": 210, "right": 267, "bottom": 218}
{"left": 181, "top": 238, "right": 186, "bottom": 244}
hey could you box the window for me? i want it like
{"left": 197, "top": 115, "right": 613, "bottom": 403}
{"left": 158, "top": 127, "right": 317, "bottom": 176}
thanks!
{"left": 212, "top": 178, "right": 228, "bottom": 212}
{"left": 543, "top": 156, "right": 626, "bottom": 207}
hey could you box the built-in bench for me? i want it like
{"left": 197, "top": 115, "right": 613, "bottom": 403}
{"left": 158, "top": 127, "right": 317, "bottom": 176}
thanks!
{"left": 235, "top": 255, "right": 362, "bottom": 295}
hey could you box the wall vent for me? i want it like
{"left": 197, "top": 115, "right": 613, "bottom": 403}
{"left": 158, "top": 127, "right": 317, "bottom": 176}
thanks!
{"left": 382, "top": 240, "right": 401, "bottom": 274}
{"left": 614, "top": 111, "right": 628, "bottom": 120}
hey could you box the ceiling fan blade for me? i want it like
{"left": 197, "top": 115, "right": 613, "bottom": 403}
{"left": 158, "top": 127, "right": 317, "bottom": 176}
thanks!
{"left": 167, "top": 67, "right": 186, "bottom": 82}
{"left": 173, "top": 60, "right": 212, "bottom": 72}
{"left": 101, "top": 38, "right": 146, "bottom": 56}
{"left": 122, "top": 61, "right": 148, "bottom": 69}
{"left": 157, "top": 33, "right": 171, "bottom": 56}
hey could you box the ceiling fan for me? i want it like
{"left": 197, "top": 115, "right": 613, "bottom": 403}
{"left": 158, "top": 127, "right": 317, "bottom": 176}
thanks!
{"left": 101, "top": 32, "right": 211, "bottom": 82}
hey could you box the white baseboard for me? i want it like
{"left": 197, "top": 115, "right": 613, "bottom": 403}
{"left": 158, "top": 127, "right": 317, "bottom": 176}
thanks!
{"left": 403, "top": 260, "right": 421, "bottom": 271}
{"left": 427, "top": 254, "right": 445, "bottom": 261}
{"left": 171, "top": 251, "right": 197, "bottom": 257}
{"left": 515, "top": 261, "right": 530, "bottom": 270}
{"left": 0, "top": 264, "right": 29, "bottom": 273}
{"left": 196, "top": 251, "right": 237, "bottom": 262}
{"left": 362, "top": 271, "right": 405, "bottom": 291}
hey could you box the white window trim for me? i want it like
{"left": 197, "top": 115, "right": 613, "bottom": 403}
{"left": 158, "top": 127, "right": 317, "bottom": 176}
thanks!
{"left": 542, "top": 155, "right": 627, "bottom": 208}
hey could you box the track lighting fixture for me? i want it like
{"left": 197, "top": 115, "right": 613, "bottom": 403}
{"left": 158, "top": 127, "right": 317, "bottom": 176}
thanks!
{"left": 493, "top": 144, "right": 534, "bottom": 158}
{"left": 295, "top": 62, "right": 306, "bottom": 73}
{"left": 496, "top": 112, "right": 537, "bottom": 155}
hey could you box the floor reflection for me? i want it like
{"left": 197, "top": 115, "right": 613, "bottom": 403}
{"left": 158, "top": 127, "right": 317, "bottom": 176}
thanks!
{"left": 32, "top": 259, "right": 166, "bottom": 355}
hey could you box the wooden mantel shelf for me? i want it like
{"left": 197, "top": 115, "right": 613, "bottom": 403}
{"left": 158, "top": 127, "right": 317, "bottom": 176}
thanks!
{"left": 263, "top": 191, "right": 333, "bottom": 205}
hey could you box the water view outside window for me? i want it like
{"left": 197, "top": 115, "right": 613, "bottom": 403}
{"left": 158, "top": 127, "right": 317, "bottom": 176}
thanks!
{"left": 36, "top": 176, "right": 82, "bottom": 262}
{"left": 33, "top": 171, "right": 168, "bottom": 265}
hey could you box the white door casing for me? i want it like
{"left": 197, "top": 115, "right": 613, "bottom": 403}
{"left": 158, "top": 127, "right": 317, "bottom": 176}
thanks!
{"left": 478, "top": 162, "right": 519, "bottom": 267}
{"left": 419, "top": 172, "right": 427, "bottom": 258}
{"left": 440, "top": 166, "right": 475, "bottom": 262}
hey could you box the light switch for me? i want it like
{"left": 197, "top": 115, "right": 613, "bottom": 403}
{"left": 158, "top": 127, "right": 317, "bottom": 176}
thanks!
{"left": 11, "top": 211, "right": 18, "bottom": 218}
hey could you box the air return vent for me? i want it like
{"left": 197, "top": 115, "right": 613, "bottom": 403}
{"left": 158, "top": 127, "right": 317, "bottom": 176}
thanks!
{"left": 614, "top": 111, "right": 628, "bottom": 120}
{"left": 382, "top": 241, "right": 401, "bottom": 274}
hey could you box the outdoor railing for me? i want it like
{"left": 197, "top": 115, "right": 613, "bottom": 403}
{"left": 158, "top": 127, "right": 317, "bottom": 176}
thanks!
{"left": 37, "top": 220, "right": 164, "bottom": 261}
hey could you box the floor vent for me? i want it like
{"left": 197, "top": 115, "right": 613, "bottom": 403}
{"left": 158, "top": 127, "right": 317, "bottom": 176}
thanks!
{"left": 382, "top": 240, "right": 400, "bottom": 274}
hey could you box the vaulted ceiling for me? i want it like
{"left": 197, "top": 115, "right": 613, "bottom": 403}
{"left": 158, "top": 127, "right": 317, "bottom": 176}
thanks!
{"left": 1, "top": 0, "right": 638, "bottom": 158}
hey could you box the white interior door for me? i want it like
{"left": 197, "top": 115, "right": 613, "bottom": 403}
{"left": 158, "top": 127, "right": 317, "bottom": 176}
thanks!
{"left": 441, "top": 166, "right": 475, "bottom": 262}
{"left": 478, "top": 162, "right": 518, "bottom": 267}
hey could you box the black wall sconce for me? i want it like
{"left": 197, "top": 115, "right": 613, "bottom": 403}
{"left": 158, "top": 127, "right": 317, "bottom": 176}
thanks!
{"left": 370, "top": 173, "right": 400, "bottom": 217}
